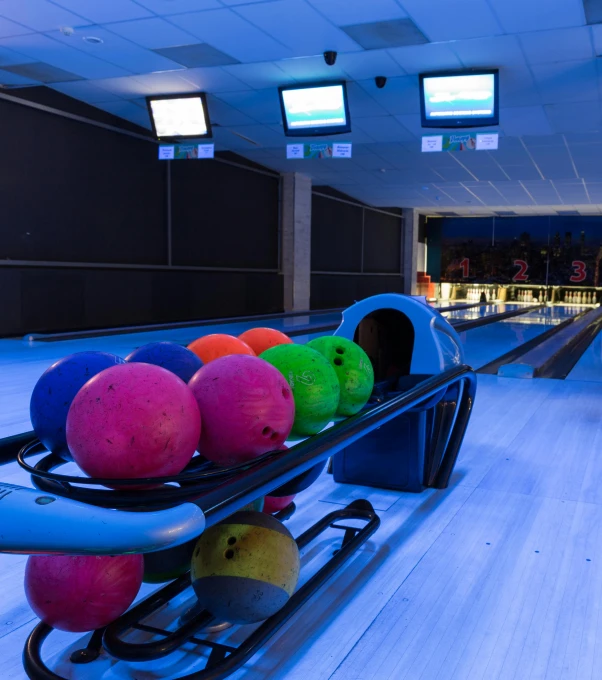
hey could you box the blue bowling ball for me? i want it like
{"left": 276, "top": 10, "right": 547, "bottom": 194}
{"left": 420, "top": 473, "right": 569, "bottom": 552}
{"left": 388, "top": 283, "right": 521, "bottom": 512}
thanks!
{"left": 126, "top": 341, "right": 202, "bottom": 383}
{"left": 30, "top": 351, "right": 125, "bottom": 459}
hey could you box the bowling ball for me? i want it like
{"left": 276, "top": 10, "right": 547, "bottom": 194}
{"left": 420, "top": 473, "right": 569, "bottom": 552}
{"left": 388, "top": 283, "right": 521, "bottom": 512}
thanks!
{"left": 126, "top": 342, "right": 202, "bottom": 383}
{"left": 188, "top": 355, "right": 294, "bottom": 466}
{"left": 307, "top": 337, "right": 374, "bottom": 416}
{"left": 260, "top": 345, "right": 340, "bottom": 436}
{"left": 187, "top": 334, "right": 255, "bottom": 364}
{"left": 238, "top": 328, "right": 293, "bottom": 356}
{"left": 263, "top": 495, "right": 296, "bottom": 513}
{"left": 30, "top": 351, "right": 125, "bottom": 460}
{"left": 25, "top": 554, "right": 143, "bottom": 632}
{"left": 191, "top": 511, "right": 300, "bottom": 624}
{"left": 66, "top": 363, "right": 201, "bottom": 481}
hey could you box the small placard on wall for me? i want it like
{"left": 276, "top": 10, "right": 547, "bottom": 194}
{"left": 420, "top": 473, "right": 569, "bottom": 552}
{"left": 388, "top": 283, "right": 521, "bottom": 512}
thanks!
{"left": 476, "top": 133, "right": 499, "bottom": 150}
{"left": 422, "top": 136, "right": 443, "bottom": 153}
{"left": 198, "top": 144, "right": 215, "bottom": 158}
{"left": 158, "top": 145, "right": 175, "bottom": 159}
{"left": 286, "top": 144, "right": 304, "bottom": 159}
{"left": 332, "top": 143, "right": 352, "bottom": 158}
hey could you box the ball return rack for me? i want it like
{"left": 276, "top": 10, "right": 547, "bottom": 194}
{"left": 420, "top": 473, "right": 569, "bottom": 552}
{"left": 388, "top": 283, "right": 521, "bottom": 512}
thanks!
{"left": 4, "top": 365, "right": 476, "bottom": 680}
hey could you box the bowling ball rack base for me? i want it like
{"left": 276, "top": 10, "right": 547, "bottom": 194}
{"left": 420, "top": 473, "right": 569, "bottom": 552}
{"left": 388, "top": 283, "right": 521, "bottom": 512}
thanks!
{"left": 23, "top": 499, "right": 380, "bottom": 680}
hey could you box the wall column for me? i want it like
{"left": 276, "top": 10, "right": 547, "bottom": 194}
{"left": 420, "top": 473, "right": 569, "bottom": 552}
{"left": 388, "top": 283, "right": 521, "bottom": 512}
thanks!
{"left": 402, "top": 208, "right": 420, "bottom": 295}
{"left": 281, "top": 173, "right": 312, "bottom": 311}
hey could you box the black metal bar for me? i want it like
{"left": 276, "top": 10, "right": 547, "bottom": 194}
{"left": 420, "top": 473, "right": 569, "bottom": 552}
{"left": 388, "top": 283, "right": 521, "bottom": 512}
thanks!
{"left": 23, "top": 623, "right": 67, "bottom": 680}
{"left": 195, "top": 367, "right": 476, "bottom": 526}
{"left": 0, "top": 431, "right": 34, "bottom": 465}
{"left": 452, "top": 304, "right": 544, "bottom": 332}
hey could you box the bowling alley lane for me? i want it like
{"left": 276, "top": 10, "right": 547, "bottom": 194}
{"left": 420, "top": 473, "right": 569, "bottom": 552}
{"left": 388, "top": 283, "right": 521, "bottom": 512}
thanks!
{"left": 458, "top": 305, "right": 582, "bottom": 370}
{"left": 566, "top": 325, "right": 602, "bottom": 382}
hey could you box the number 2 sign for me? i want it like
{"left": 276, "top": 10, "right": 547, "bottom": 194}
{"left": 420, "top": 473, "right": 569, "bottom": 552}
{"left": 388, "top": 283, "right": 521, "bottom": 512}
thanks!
{"left": 513, "top": 260, "right": 529, "bottom": 282}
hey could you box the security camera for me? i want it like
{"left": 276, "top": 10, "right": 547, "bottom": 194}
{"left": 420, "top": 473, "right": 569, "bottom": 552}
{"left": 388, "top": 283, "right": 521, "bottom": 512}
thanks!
{"left": 375, "top": 76, "right": 387, "bottom": 89}
{"left": 323, "top": 51, "right": 338, "bottom": 66}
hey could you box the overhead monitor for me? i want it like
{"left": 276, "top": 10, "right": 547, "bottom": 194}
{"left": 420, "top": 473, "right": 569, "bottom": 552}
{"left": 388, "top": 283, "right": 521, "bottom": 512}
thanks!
{"left": 146, "top": 92, "right": 212, "bottom": 140}
{"left": 419, "top": 70, "right": 499, "bottom": 128}
{"left": 278, "top": 82, "right": 351, "bottom": 137}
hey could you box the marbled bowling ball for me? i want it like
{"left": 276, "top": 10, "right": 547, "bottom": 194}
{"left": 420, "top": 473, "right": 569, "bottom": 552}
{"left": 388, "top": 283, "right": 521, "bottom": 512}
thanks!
{"left": 191, "top": 511, "right": 300, "bottom": 625}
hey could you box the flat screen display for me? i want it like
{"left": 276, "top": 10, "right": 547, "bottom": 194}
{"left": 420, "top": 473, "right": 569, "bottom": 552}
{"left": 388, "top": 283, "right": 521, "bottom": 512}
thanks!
{"left": 419, "top": 70, "right": 499, "bottom": 128}
{"left": 146, "top": 92, "right": 212, "bottom": 140}
{"left": 279, "top": 82, "right": 351, "bottom": 137}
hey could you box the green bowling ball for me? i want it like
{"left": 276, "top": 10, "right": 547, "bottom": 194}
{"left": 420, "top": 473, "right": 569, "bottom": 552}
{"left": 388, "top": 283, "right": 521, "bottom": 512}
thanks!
{"left": 260, "top": 344, "right": 340, "bottom": 436}
{"left": 191, "top": 511, "right": 300, "bottom": 624}
{"left": 307, "top": 336, "right": 375, "bottom": 416}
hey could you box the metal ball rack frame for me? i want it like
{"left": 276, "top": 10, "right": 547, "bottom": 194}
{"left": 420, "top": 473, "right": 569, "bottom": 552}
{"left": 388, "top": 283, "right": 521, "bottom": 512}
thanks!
{"left": 18, "top": 365, "right": 476, "bottom": 680}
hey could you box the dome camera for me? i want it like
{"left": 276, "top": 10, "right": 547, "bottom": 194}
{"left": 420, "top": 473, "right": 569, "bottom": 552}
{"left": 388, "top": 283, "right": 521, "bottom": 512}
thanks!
{"left": 323, "top": 51, "right": 338, "bottom": 66}
{"left": 375, "top": 76, "right": 387, "bottom": 89}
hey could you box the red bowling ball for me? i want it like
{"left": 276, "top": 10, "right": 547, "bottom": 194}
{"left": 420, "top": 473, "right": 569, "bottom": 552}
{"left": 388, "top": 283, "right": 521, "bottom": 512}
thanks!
{"left": 25, "top": 553, "right": 144, "bottom": 632}
{"left": 263, "top": 494, "right": 296, "bottom": 513}
{"left": 66, "top": 363, "right": 201, "bottom": 481}
{"left": 188, "top": 354, "right": 295, "bottom": 466}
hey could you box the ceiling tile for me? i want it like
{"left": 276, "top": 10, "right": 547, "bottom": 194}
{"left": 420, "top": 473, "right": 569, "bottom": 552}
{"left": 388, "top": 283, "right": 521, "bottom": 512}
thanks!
{"left": 0, "top": 44, "right": 35, "bottom": 67}
{"left": 341, "top": 18, "right": 428, "bottom": 50}
{"left": 0, "top": 0, "right": 91, "bottom": 31}
{"left": 358, "top": 75, "right": 420, "bottom": 115}
{"left": 169, "top": 9, "right": 294, "bottom": 62}
{"left": 520, "top": 27, "right": 594, "bottom": 65}
{"left": 545, "top": 101, "right": 602, "bottom": 133}
{"left": 167, "top": 66, "right": 250, "bottom": 93}
{"left": 0, "top": 69, "right": 38, "bottom": 86}
{"left": 276, "top": 54, "right": 347, "bottom": 81}
{"left": 337, "top": 50, "right": 405, "bottom": 80}
{"left": 500, "top": 66, "right": 542, "bottom": 106}
{"left": 0, "top": 61, "right": 82, "bottom": 83}
{"left": 308, "top": 0, "right": 407, "bottom": 25}
{"left": 346, "top": 81, "right": 389, "bottom": 118}
{"left": 451, "top": 35, "right": 527, "bottom": 68}
{"left": 51, "top": 0, "right": 152, "bottom": 23}
{"left": 0, "top": 34, "right": 131, "bottom": 79}
{"left": 500, "top": 106, "right": 553, "bottom": 136}
{"left": 0, "top": 16, "right": 33, "bottom": 39}
{"left": 221, "top": 62, "right": 292, "bottom": 89}
{"left": 235, "top": 0, "right": 362, "bottom": 56}
{"left": 499, "top": 165, "right": 545, "bottom": 181}
{"left": 215, "top": 89, "right": 283, "bottom": 124}
{"left": 48, "top": 27, "right": 184, "bottom": 75}
{"left": 154, "top": 44, "right": 239, "bottom": 68}
{"left": 353, "top": 115, "right": 414, "bottom": 142}
{"left": 492, "top": 0, "right": 585, "bottom": 33}
{"left": 51, "top": 79, "right": 125, "bottom": 102}
{"left": 222, "top": 123, "right": 285, "bottom": 148}
{"left": 388, "top": 42, "right": 463, "bottom": 74}
{"left": 104, "top": 18, "right": 200, "bottom": 50}
{"left": 399, "top": 0, "right": 503, "bottom": 41}
{"left": 135, "top": 0, "right": 221, "bottom": 13}
{"left": 532, "top": 60, "right": 600, "bottom": 105}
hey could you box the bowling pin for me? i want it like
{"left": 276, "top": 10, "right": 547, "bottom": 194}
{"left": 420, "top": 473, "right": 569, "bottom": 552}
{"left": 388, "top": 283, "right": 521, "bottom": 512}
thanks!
{"left": 566, "top": 291, "right": 571, "bottom": 303}
{"left": 577, "top": 291, "right": 582, "bottom": 304}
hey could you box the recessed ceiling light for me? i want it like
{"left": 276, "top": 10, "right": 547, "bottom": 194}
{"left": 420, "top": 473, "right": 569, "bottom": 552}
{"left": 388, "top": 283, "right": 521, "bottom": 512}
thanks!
{"left": 83, "top": 36, "right": 103, "bottom": 45}
{"left": 380, "top": 168, "right": 386, "bottom": 173}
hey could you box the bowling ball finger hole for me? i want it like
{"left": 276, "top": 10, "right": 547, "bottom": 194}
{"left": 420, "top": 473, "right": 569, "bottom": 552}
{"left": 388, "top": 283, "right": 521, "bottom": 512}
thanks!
{"left": 262, "top": 426, "right": 273, "bottom": 437}
{"left": 282, "top": 387, "right": 291, "bottom": 400}
{"left": 334, "top": 358, "right": 343, "bottom": 366}
{"left": 336, "top": 348, "right": 345, "bottom": 355}
{"left": 227, "top": 537, "right": 237, "bottom": 546}
{"left": 224, "top": 549, "right": 234, "bottom": 560}
{"left": 270, "top": 432, "right": 279, "bottom": 441}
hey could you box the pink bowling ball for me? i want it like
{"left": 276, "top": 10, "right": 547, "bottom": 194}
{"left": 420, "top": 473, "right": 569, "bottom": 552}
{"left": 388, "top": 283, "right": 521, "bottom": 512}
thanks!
{"left": 188, "top": 354, "right": 295, "bottom": 466}
{"left": 263, "top": 494, "right": 296, "bottom": 513}
{"left": 66, "top": 363, "right": 201, "bottom": 480}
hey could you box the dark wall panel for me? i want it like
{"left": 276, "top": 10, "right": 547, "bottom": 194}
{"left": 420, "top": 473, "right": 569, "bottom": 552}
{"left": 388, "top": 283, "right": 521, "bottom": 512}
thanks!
{"left": 311, "top": 274, "right": 404, "bottom": 309}
{"left": 171, "top": 162, "right": 279, "bottom": 269}
{"left": 363, "top": 210, "right": 401, "bottom": 273}
{"left": 0, "top": 267, "right": 282, "bottom": 336}
{"left": 311, "top": 195, "right": 363, "bottom": 272}
{"left": 0, "top": 98, "right": 166, "bottom": 265}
